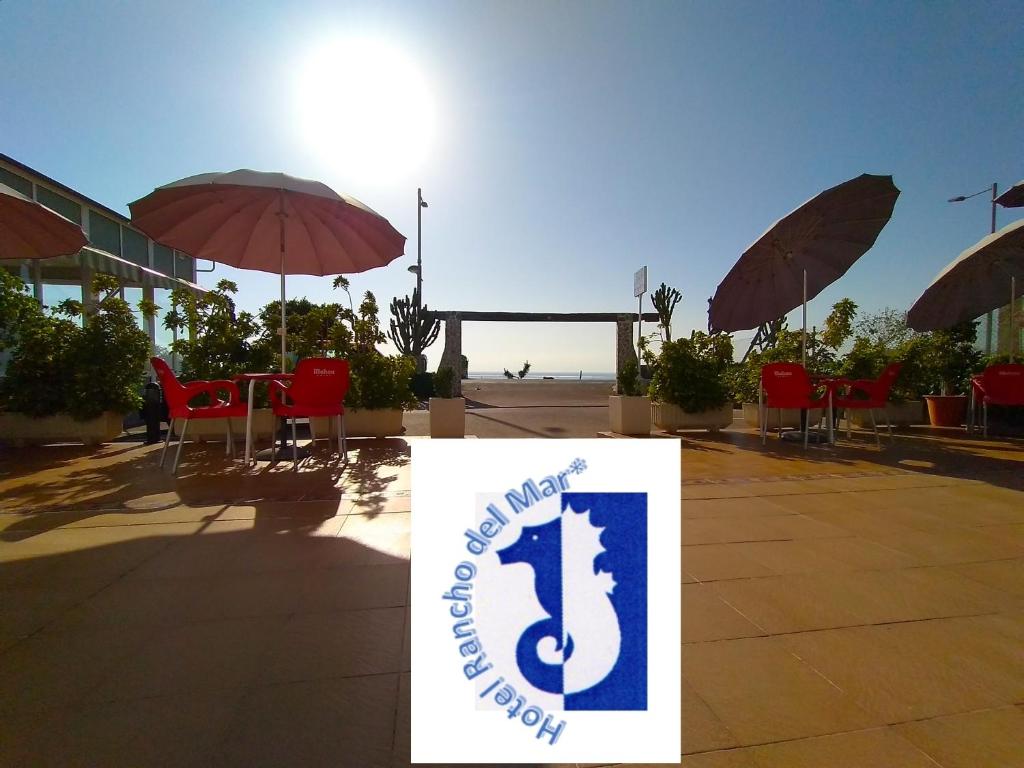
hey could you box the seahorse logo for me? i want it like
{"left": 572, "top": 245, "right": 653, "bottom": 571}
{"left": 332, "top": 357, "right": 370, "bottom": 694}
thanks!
{"left": 496, "top": 506, "right": 621, "bottom": 695}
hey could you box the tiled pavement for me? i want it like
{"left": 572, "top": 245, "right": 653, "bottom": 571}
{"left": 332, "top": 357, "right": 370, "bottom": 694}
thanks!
{"left": 1, "top": 425, "right": 1023, "bottom": 766}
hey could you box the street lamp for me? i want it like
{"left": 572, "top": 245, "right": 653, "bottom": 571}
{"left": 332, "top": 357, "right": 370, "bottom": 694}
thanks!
{"left": 416, "top": 188, "right": 428, "bottom": 313}
{"left": 948, "top": 182, "right": 997, "bottom": 353}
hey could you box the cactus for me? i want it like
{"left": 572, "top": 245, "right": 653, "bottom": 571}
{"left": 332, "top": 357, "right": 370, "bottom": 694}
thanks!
{"left": 651, "top": 283, "right": 682, "bottom": 342}
{"left": 388, "top": 288, "right": 440, "bottom": 358}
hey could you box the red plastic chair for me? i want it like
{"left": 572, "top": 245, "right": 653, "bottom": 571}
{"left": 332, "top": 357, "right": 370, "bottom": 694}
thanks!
{"left": 150, "top": 358, "right": 247, "bottom": 474}
{"left": 970, "top": 363, "right": 1024, "bottom": 437}
{"left": 832, "top": 362, "right": 903, "bottom": 447}
{"left": 759, "top": 362, "right": 832, "bottom": 449}
{"left": 268, "top": 357, "right": 350, "bottom": 465}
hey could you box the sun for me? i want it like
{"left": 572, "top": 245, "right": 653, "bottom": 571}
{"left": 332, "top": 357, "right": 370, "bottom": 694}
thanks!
{"left": 293, "top": 37, "right": 437, "bottom": 183}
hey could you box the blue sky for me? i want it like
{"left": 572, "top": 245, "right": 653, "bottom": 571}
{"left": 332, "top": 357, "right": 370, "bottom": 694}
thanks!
{"left": 2, "top": 1, "right": 1021, "bottom": 371}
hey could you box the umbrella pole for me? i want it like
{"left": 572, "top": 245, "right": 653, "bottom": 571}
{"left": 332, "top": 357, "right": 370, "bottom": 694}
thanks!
{"left": 801, "top": 268, "right": 808, "bottom": 368}
{"left": 279, "top": 191, "right": 287, "bottom": 375}
{"left": 1012, "top": 275, "right": 1017, "bottom": 362}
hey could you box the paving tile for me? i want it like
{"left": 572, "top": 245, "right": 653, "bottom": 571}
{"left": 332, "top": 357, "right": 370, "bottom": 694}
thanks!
{"left": 391, "top": 672, "right": 410, "bottom": 767}
{"left": 682, "top": 678, "right": 740, "bottom": 754}
{"left": 875, "top": 615, "right": 1024, "bottom": 704}
{"left": 2, "top": 689, "right": 243, "bottom": 768}
{"left": 299, "top": 562, "right": 409, "bottom": 614}
{"left": 681, "top": 636, "right": 880, "bottom": 745}
{"left": 261, "top": 607, "right": 405, "bottom": 683}
{"left": 711, "top": 567, "right": 1009, "bottom": 634}
{"left": 47, "top": 576, "right": 203, "bottom": 631}
{"left": 682, "top": 584, "right": 764, "bottom": 643}
{"left": 681, "top": 497, "right": 796, "bottom": 519}
{"left": 733, "top": 537, "right": 920, "bottom": 574}
{"left": 88, "top": 615, "right": 287, "bottom": 702}
{"left": 337, "top": 512, "right": 411, "bottom": 562}
{"left": 949, "top": 557, "right": 1024, "bottom": 597}
{"left": 783, "top": 623, "right": 1008, "bottom": 723}
{"left": 128, "top": 523, "right": 254, "bottom": 579}
{"left": 896, "top": 706, "right": 1024, "bottom": 768}
{"left": 0, "top": 625, "right": 154, "bottom": 714}
{"left": 748, "top": 726, "right": 938, "bottom": 767}
{"left": 679, "top": 750, "right": 759, "bottom": 767}
{"left": 682, "top": 544, "right": 776, "bottom": 582}
{"left": 682, "top": 515, "right": 846, "bottom": 545}
{"left": 215, "top": 673, "right": 399, "bottom": 767}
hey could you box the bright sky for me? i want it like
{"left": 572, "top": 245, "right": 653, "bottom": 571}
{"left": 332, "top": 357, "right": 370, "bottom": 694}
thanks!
{"left": 2, "top": 1, "right": 1021, "bottom": 371}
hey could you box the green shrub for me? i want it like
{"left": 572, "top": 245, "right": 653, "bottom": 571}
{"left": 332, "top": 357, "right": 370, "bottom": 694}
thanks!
{"left": 434, "top": 366, "right": 456, "bottom": 398}
{"left": 649, "top": 332, "right": 732, "bottom": 412}
{"left": 2, "top": 274, "right": 150, "bottom": 420}
{"left": 617, "top": 359, "right": 643, "bottom": 396}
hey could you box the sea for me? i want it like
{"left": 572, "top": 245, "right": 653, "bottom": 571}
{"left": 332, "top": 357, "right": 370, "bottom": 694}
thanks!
{"left": 467, "top": 371, "right": 615, "bottom": 381}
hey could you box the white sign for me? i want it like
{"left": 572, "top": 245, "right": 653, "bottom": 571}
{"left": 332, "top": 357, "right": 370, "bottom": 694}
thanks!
{"left": 633, "top": 266, "right": 647, "bottom": 298}
{"left": 411, "top": 439, "right": 681, "bottom": 764}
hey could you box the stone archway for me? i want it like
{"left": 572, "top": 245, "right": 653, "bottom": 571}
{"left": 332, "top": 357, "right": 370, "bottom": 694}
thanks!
{"left": 427, "top": 311, "right": 660, "bottom": 396}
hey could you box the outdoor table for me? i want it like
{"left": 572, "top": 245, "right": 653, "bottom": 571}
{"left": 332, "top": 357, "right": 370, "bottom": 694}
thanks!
{"left": 232, "top": 372, "right": 294, "bottom": 465}
{"left": 779, "top": 375, "right": 837, "bottom": 445}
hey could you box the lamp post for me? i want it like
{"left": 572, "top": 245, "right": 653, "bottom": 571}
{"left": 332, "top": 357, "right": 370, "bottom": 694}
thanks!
{"left": 416, "top": 188, "right": 428, "bottom": 313}
{"left": 948, "top": 183, "right": 997, "bottom": 353}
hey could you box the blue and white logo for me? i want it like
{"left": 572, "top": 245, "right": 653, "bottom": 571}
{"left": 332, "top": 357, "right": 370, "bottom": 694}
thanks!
{"left": 475, "top": 489, "right": 647, "bottom": 713}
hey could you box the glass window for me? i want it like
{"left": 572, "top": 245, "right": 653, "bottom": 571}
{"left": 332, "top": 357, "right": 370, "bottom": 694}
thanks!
{"left": 123, "top": 287, "right": 145, "bottom": 331}
{"left": 41, "top": 283, "right": 83, "bottom": 320}
{"left": 89, "top": 211, "right": 121, "bottom": 256}
{"left": 153, "top": 288, "right": 175, "bottom": 353}
{"left": 153, "top": 244, "right": 174, "bottom": 276}
{"left": 174, "top": 252, "right": 194, "bottom": 281}
{"left": 0, "top": 167, "right": 32, "bottom": 196}
{"left": 36, "top": 186, "right": 82, "bottom": 224}
{"left": 122, "top": 227, "right": 149, "bottom": 267}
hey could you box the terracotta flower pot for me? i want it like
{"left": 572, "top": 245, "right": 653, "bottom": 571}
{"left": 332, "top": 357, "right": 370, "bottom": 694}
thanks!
{"left": 924, "top": 395, "right": 967, "bottom": 427}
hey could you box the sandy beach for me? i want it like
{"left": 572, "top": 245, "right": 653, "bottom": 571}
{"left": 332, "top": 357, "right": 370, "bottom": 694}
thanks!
{"left": 459, "top": 378, "right": 615, "bottom": 407}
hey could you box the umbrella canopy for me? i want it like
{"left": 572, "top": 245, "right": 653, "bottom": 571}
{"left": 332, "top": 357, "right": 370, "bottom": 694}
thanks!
{"left": 129, "top": 170, "right": 406, "bottom": 371}
{"left": 709, "top": 174, "right": 901, "bottom": 343}
{"left": 907, "top": 219, "right": 1024, "bottom": 339}
{"left": 995, "top": 181, "right": 1024, "bottom": 209}
{"left": 0, "top": 182, "right": 87, "bottom": 261}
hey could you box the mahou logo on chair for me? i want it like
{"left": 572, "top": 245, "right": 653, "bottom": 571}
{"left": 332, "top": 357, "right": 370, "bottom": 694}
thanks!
{"left": 411, "top": 440, "right": 680, "bottom": 764}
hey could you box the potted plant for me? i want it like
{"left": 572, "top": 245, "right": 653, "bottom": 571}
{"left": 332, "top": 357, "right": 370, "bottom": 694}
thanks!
{"left": 0, "top": 273, "right": 149, "bottom": 446}
{"left": 838, "top": 309, "right": 929, "bottom": 427}
{"left": 609, "top": 359, "right": 651, "bottom": 435}
{"left": 429, "top": 365, "right": 465, "bottom": 438}
{"left": 650, "top": 332, "right": 733, "bottom": 432}
{"left": 922, "top": 321, "right": 984, "bottom": 427}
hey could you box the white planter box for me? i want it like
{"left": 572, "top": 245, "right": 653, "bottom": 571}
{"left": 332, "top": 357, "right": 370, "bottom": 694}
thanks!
{"left": 609, "top": 396, "right": 651, "bottom": 435}
{"left": 653, "top": 402, "right": 733, "bottom": 432}
{"left": 0, "top": 411, "right": 124, "bottom": 447}
{"left": 847, "top": 400, "right": 925, "bottom": 428}
{"left": 742, "top": 403, "right": 825, "bottom": 429}
{"left": 311, "top": 408, "right": 404, "bottom": 439}
{"left": 429, "top": 397, "right": 466, "bottom": 438}
{"left": 173, "top": 408, "right": 275, "bottom": 442}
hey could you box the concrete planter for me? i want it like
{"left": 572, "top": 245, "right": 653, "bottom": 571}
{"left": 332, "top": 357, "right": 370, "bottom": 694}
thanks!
{"left": 609, "top": 395, "right": 651, "bottom": 435}
{"left": 429, "top": 397, "right": 465, "bottom": 438}
{"left": 311, "top": 408, "right": 404, "bottom": 439}
{"left": 173, "top": 408, "right": 276, "bottom": 442}
{"left": 847, "top": 400, "right": 925, "bottom": 427}
{"left": 653, "top": 402, "right": 733, "bottom": 432}
{"left": 0, "top": 410, "right": 124, "bottom": 447}
{"left": 742, "top": 403, "right": 825, "bottom": 429}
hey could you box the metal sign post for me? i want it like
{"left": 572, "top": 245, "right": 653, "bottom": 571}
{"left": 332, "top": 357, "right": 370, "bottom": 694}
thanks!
{"left": 634, "top": 266, "right": 647, "bottom": 359}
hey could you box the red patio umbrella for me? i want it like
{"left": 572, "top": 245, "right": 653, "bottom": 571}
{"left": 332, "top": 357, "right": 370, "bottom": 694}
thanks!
{"left": 129, "top": 170, "right": 406, "bottom": 372}
{"left": 0, "top": 182, "right": 87, "bottom": 261}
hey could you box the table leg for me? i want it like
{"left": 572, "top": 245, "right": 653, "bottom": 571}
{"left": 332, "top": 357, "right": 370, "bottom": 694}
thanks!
{"left": 244, "top": 379, "right": 256, "bottom": 466}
